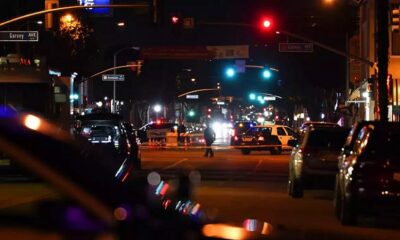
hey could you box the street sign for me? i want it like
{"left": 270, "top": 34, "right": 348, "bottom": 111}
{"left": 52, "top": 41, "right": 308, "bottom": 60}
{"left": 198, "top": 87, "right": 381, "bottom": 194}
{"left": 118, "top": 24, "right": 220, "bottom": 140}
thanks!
{"left": 278, "top": 43, "right": 313, "bottom": 52}
{"left": 263, "top": 96, "right": 276, "bottom": 101}
{"left": 102, "top": 74, "right": 125, "bottom": 81}
{"left": 186, "top": 94, "right": 199, "bottom": 99}
{"left": 0, "top": 31, "right": 39, "bottom": 42}
{"left": 206, "top": 45, "right": 249, "bottom": 59}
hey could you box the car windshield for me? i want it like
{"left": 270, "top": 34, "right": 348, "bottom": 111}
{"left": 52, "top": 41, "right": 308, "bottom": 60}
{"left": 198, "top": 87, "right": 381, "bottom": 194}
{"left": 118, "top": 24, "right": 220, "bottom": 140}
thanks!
{"left": 1, "top": 1, "right": 399, "bottom": 239}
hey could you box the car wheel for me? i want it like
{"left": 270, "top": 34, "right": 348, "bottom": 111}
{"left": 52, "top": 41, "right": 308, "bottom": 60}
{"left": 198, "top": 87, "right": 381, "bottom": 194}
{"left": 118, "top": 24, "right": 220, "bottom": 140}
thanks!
{"left": 290, "top": 178, "right": 304, "bottom": 198}
{"left": 340, "top": 194, "right": 357, "bottom": 226}
{"left": 241, "top": 149, "right": 251, "bottom": 155}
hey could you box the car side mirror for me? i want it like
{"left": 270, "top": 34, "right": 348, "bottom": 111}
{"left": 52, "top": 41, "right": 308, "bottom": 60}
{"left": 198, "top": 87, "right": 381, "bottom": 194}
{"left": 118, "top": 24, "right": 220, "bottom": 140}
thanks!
{"left": 288, "top": 139, "right": 297, "bottom": 147}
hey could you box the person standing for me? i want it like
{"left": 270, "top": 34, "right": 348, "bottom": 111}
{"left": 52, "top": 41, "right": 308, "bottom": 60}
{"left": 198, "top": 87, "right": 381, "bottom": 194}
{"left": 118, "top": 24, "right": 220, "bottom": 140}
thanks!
{"left": 203, "top": 124, "right": 216, "bottom": 157}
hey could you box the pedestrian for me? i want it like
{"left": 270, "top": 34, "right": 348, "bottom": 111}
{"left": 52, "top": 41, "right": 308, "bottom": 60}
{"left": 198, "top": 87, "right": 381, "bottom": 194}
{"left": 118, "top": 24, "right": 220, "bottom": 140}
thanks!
{"left": 203, "top": 124, "right": 215, "bottom": 157}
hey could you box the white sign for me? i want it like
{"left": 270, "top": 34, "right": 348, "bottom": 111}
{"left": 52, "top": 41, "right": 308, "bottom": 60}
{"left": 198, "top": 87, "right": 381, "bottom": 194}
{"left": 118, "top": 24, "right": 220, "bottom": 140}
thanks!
{"left": 102, "top": 74, "right": 125, "bottom": 81}
{"left": 263, "top": 96, "right": 276, "bottom": 101}
{"left": 206, "top": 45, "right": 249, "bottom": 59}
{"left": 186, "top": 94, "right": 199, "bottom": 99}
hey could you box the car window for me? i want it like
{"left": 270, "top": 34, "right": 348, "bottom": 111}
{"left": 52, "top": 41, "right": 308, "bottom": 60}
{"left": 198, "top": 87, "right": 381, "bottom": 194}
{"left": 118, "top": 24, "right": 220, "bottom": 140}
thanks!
{"left": 284, "top": 127, "right": 296, "bottom": 136}
{"left": 306, "top": 129, "right": 348, "bottom": 150}
{"left": 277, "top": 127, "right": 286, "bottom": 136}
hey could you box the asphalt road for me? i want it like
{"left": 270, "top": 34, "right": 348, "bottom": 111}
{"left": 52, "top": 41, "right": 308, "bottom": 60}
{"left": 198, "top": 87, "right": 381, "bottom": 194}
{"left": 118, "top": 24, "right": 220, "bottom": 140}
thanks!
{"left": 0, "top": 147, "right": 399, "bottom": 239}
{"left": 141, "top": 147, "right": 400, "bottom": 240}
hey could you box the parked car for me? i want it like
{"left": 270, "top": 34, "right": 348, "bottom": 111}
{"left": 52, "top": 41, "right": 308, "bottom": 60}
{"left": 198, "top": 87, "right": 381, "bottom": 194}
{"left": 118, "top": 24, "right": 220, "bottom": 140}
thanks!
{"left": 299, "top": 121, "right": 339, "bottom": 135}
{"left": 74, "top": 112, "right": 141, "bottom": 170}
{"left": 334, "top": 122, "right": 400, "bottom": 226}
{"left": 288, "top": 126, "right": 350, "bottom": 198}
{"left": 235, "top": 126, "right": 282, "bottom": 155}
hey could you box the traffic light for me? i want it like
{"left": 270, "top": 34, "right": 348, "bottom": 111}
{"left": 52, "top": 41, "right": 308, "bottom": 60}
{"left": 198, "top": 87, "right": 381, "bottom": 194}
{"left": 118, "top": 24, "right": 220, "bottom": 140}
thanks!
{"left": 188, "top": 110, "right": 195, "bottom": 117}
{"left": 262, "top": 69, "right": 272, "bottom": 79}
{"left": 225, "top": 67, "right": 236, "bottom": 78}
{"left": 186, "top": 109, "right": 199, "bottom": 123}
{"left": 171, "top": 15, "right": 180, "bottom": 24}
{"left": 260, "top": 17, "right": 272, "bottom": 30}
{"left": 249, "top": 93, "right": 256, "bottom": 100}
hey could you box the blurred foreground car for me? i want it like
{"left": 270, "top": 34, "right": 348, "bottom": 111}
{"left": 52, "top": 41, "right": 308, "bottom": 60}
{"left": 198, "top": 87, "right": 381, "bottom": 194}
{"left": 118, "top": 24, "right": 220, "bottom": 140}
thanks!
{"left": 75, "top": 113, "right": 141, "bottom": 170}
{"left": 288, "top": 126, "right": 349, "bottom": 198}
{"left": 0, "top": 108, "right": 270, "bottom": 239}
{"left": 334, "top": 122, "right": 400, "bottom": 226}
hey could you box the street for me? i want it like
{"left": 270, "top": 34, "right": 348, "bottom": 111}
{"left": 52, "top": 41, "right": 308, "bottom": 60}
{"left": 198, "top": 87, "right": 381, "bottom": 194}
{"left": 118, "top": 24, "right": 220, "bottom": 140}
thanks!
{"left": 0, "top": 147, "right": 399, "bottom": 239}
{"left": 141, "top": 147, "right": 400, "bottom": 239}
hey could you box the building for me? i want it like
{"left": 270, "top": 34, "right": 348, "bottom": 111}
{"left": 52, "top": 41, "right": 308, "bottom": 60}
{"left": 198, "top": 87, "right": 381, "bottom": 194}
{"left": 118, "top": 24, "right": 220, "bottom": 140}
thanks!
{"left": 348, "top": 0, "right": 400, "bottom": 122}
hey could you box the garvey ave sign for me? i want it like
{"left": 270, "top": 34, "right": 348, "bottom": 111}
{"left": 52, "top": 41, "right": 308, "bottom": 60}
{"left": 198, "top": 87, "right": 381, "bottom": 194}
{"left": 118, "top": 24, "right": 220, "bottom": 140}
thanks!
{"left": 0, "top": 31, "right": 39, "bottom": 42}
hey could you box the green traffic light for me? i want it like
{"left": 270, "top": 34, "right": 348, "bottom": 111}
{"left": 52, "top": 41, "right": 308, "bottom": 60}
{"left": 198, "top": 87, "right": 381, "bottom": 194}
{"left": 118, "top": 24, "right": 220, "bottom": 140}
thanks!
{"left": 249, "top": 93, "right": 256, "bottom": 100}
{"left": 188, "top": 110, "right": 195, "bottom": 117}
{"left": 262, "top": 69, "right": 272, "bottom": 79}
{"left": 225, "top": 67, "right": 236, "bottom": 78}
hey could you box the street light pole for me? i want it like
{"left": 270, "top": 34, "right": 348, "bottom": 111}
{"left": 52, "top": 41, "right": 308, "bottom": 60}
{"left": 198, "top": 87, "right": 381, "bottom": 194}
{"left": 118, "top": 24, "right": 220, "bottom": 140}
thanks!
{"left": 112, "top": 46, "right": 140, "bottom": 113}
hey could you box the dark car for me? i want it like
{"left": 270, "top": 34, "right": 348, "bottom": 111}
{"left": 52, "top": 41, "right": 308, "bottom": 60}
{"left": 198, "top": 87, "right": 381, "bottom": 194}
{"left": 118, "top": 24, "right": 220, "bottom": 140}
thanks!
{"left": 288, "top": 126, "right": 350, "bottom": 198}
{"left": 334, "top": 122, "right": 400, "bottom": 226}
{"left": 235, "top": 126, "right": 282, "bottom": 155}
{"left": 75, "top": 113, "right": 141, "bottom": 170}
{"left": 299, "top": 121, "right": 340, "bottom": 135}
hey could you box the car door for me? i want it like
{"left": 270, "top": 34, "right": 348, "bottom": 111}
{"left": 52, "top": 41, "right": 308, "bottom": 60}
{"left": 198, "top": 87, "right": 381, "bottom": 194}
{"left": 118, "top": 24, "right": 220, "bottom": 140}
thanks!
{"left": 276, "top": 126, "right": 289, "bottom": 146}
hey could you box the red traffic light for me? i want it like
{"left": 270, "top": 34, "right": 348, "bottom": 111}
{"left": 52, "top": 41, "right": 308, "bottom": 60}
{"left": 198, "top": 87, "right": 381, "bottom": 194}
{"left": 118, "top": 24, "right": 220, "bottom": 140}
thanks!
{"left": 260, "top": 17, "right": 273, "bottom": 30}
{"left": 263, "top": 20, "right": 271, "bottom": 28}
{"left": 171, "top": 16, "right": 179, "bottom": 24}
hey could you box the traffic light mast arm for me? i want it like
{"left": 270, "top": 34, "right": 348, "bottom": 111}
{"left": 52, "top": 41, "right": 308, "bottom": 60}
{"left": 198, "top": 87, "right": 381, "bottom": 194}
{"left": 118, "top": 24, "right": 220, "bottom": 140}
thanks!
{"left": 0, "top": 4, "right": 150, "bottom": 28}
{"left": 177, "top": 88, "right": 219, "bottom": 98}
{"left": 197, "top": 21, "right": 375, "bottom": 68}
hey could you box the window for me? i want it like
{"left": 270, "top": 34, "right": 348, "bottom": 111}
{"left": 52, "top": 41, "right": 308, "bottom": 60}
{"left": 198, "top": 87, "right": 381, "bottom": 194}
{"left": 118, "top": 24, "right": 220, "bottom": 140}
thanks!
{"left": 285, "top": 127, "right": 296, "bottom": 136}
{"left": 277, "top": 127, "right": 286, "bottom": 136}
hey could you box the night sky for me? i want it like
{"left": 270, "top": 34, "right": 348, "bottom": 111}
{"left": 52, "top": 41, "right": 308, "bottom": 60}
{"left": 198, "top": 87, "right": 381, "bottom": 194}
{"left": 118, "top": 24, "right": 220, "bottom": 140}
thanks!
{"left": 0, "top": 0, "right": 358, "bottom": 106}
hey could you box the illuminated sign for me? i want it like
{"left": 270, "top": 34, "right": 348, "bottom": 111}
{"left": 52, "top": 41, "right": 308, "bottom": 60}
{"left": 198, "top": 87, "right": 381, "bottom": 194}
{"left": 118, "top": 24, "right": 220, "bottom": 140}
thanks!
{"left": 77, "top": 0, "right": 111, "bottom": 15}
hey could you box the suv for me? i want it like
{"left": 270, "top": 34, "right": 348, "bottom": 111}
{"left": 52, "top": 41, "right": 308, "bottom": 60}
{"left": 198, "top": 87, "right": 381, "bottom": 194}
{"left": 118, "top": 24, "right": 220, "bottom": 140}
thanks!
{"left": 288, "top": 126, "right": 349, "bottom": 198}
{"left": 334, "top": 122, "right": 400, "bottom": 225}
{"left": 75, "top": 113, "right": 141, "bottom": 170}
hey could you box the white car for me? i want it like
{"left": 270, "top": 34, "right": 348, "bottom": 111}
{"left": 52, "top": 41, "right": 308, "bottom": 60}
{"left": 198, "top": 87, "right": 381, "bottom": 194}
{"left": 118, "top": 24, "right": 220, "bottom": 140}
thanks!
{"left": 256, "top": 124, "right": 297, "bottom": 151}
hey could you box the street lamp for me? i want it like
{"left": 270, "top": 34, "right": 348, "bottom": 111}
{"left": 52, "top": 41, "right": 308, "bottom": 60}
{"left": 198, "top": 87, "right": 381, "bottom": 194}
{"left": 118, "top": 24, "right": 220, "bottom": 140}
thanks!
{"left": 113, "top": 46, "right": 140, "bottom": 113}
{"left": 153, "top": 104, "right": 162, "bottom": 113}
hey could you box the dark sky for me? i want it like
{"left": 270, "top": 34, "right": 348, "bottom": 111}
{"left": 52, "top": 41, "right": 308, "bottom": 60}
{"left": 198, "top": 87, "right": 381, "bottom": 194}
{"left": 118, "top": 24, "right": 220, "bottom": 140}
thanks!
{"left": 0, "top": 0, "right": 358, "bottom": 102}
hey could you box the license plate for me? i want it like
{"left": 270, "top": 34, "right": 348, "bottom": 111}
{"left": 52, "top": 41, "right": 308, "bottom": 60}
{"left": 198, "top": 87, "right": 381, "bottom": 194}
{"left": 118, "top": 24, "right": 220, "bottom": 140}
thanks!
{"left": 394, "top": 172, "right": 400, "bottom": 182}
{"left": 0, "top": 159, "right": 11, "bottom": 166}
{"left": 242, "top": 137, "right": 253, "bottom": 142}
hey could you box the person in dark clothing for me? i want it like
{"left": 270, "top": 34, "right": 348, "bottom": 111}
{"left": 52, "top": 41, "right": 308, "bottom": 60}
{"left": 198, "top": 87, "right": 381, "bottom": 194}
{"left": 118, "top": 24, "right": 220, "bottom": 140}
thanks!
{"left": 203, "top": 125, "right": 216, "bottom": 157}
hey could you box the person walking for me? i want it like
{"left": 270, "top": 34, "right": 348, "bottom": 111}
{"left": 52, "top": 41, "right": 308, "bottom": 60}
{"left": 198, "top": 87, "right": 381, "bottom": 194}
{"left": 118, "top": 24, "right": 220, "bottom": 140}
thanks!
{"left": 203, "top": 124, "right": 216, "bottom": 157}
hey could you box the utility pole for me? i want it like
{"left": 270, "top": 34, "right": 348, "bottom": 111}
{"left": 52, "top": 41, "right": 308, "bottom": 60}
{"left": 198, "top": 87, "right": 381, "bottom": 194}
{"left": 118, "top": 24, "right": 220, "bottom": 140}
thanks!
{"left": 376, "top": 0, "right": 389, "bottom": 122}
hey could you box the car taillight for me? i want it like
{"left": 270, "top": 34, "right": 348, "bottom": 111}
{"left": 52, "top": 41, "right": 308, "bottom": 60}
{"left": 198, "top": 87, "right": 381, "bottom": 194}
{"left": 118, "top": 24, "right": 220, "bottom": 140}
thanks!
{"left": 234, "top": 136, "right": 239, "bottom": 141}
{"left": 258, "top": 136, "right": 264, "bottom": 141}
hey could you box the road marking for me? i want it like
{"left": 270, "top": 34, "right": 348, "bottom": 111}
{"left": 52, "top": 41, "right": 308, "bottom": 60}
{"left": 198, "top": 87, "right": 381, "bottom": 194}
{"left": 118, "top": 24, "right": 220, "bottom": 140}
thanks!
{"left": 163, "top": 158, "right": 188, "bottom": 170}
